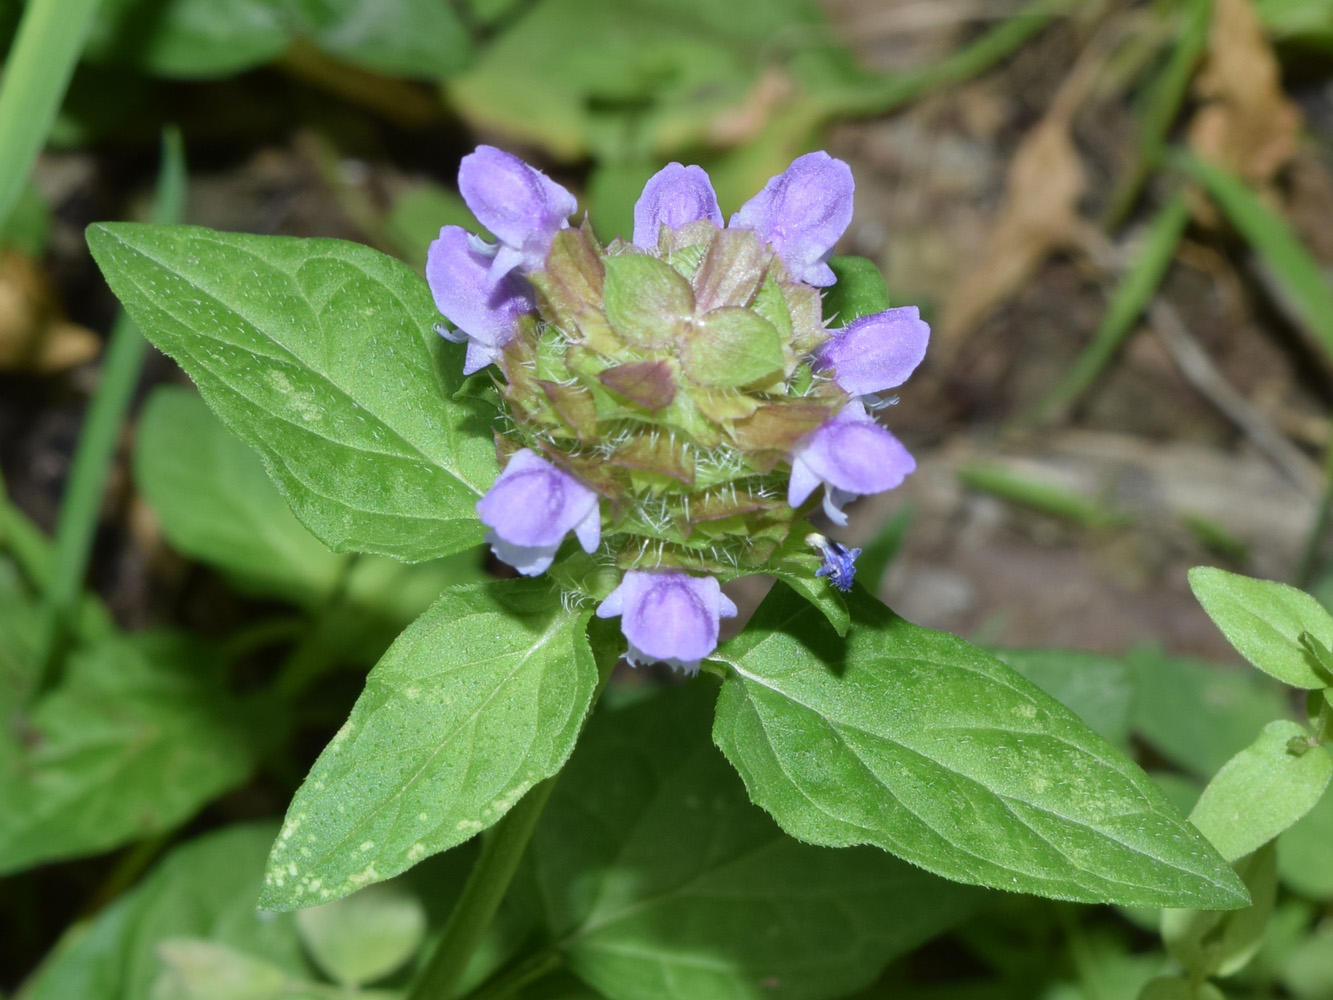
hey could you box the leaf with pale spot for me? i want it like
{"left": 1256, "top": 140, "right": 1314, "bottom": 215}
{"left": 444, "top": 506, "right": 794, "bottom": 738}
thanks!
{"left": 260, "top": 579, "right": 598, "bottom": 910}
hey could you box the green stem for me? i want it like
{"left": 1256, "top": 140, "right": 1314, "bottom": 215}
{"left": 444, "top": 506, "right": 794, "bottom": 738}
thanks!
{"left": 0, "top": 0, "right": 102, "bottom": 232}
{"left": 407, "top": 777, "right": 561, "bottom": 1000}
{"left": 30, "top": 129, "right": 186, "bottom": 698}
{"left": 81, "top": 829, "right": 174, "bottom": 916}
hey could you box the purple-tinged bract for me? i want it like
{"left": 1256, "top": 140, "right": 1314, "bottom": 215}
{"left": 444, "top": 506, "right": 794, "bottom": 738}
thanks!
{"left": 476, "top": 449, "right": 600, "bottom": 577}
{"left": 595, "top": 571, "right": 739, "bottom": 674}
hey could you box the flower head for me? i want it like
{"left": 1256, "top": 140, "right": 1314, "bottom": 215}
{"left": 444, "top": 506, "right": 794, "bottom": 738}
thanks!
{"left": 595, "top": 571, "right": 738, "bottom": 674}
{"left": 476, "top": 449, "right": 600, "bottom": 576}
{"left": 430, "top": 147, "right": 925, "bottom": 667}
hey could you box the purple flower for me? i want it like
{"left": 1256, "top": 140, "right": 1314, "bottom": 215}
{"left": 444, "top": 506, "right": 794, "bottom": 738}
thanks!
{"left": 815, "top": 306, "right": 930, "bottom": 398}
{"left": 426, "top": 226, "right": 534, "bottom": 375}
{"left": 788, "top": 402, "right": 915, "bottom": 526}
{"left": 728, "top": 151, "right": 854, "bottom": 287}
{"left": 476, "top": 449, "right": 600, "bottom": 576}
{"left": 458, "top": 145, "right": 577, "bottom": 287}
{"left": 632, "top": 163, "right": 723, "bottom": 247}
{"left": 595, "top": 570, "right": 739, "bottom": 675}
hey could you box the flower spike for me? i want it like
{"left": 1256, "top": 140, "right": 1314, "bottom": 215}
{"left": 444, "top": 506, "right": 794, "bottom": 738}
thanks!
{"left": 476, "top": 449, "right": 600, "bottom": 576}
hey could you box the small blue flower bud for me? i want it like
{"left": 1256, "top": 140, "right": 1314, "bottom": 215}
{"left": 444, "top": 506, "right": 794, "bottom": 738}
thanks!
{"left": 806, "top": 532, "right": 861, "bottom": 592}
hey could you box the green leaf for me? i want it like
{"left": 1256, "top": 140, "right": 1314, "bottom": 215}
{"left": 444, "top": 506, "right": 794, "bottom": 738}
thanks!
{"left": 86, "top": 0, "right": 289, "bottom": 78}
{"left": 532, "top": 684, "right": 982, "bottom": 1000}
{"left": 823, "top": 256, "right": 891, "bottom": 327}
{"left": 1138, "top": 978, "right": 1225, "bottom": 1000}
{"left": 87, "top": 223, "right": 497, "bottom": 563}
{"left": 294, "top": 883, "right": 426, "bottom": 986}
{"left": 1189, "top": 566, "right": 1333, "bottom": 689}
{"left": 991, "top": 647, "right": 1134, "bottom": 748}
{"left": 1129, "top": 646, "right": 1289, "bottom": 780}
{"left": 1162, "top": 841, "right": 1278, "bottom": 980}
{"left": 446, "top": 0, "right": 836, "bottom": 162}
{"left": 1281, "top": 918, "right": 1333, "bottom": 998}
{"left": 21, "top": 824, "right": 310, "bottom": 1000}
{"left": 88, "top": 0, "right": 470, "bottom": 79}
{"left": 260, "top": 579, "right": 598, "bottom": 910}
{"left": 135, "top": 385, "right": 344, "bottom": 604}
{"left": 711, "top": 583, "right": 1249, "bottom": 909}
{"left": 1277, "top": 781, "right": 1333, "bottom": 899}
{"left": 135, "top": 385, "right": 486, "bottom": 642}
{"left": 0, "top": 629, "right": 258, "bottom": 874}
{"left": 1189, "top": 720, "right": 1333, "bottom": 862}
{"left": 294, "top": 0, "right": 471, "bottom": 78}
{"left": 152, "top": 940, "right": 330, "bottom": 1000}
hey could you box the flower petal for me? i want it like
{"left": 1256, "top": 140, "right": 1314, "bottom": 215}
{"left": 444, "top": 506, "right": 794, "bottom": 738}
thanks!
{"left": 816, "top": 306, "right": 930, "bottom": 396}
{"left": 729, "top": 151, "right": 853, "bottom": 287}
{"left": 788, "top": 405, "right": 915, "bottom": 517}
{"left": 485, "top": 532, "right": 559, "bottom": 577}
{"left": 595, "top": 570, "right": 737, "bottom": 673}
{"left": 476, "top": 449, "right": 599, "bottom": 551}
{"left": 426, "top": 225, "right": 533, "bottom": 352}
{"left": 632, "top": 163, "right": 723, "bottom": 247}
{"left": 458, "top": 146, "right": 575, "bottom": 275}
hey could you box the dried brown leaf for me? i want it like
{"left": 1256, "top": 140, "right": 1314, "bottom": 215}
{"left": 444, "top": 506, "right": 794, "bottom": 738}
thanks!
{"left": 1188, "top": 0, "right": 1301, "bottom": 184}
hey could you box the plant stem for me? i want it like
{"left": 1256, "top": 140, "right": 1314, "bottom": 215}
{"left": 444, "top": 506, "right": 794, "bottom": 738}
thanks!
{"left": 0, "top": 0, "right": 102, "bottom": 232}
{"left": 30, "top": 129, "right": 186, "bottom": 698}
{"left": 407, "top": 777, "right": 560, "bottom": 1000}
